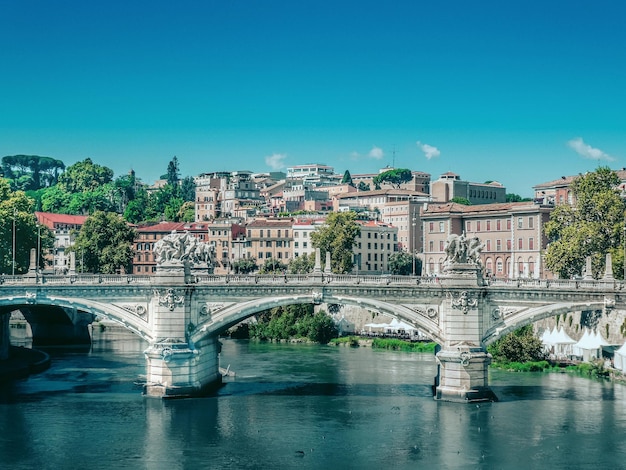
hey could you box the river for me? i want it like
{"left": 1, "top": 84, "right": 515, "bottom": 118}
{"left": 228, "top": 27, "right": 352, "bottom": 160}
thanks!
{"left": 2, "top": 333, "right": 626, "bottom": 469}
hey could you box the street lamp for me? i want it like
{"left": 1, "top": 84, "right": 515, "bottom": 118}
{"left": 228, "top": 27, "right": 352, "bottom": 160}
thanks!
{"left": 12, "top": 207, "right": 16, "bottom": 276}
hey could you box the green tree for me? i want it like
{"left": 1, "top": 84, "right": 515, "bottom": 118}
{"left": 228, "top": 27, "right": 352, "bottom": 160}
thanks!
{"left": 288, "top": 253, "right": 315, "bottom": 274}
{"left": 544, "top": 167, "right": 626, "bottom": 278}
{"left": 2, "top": 155, "right": 65, "bottom": 190}
{"left": 372, "top": 168, "right": 412, "bottom": 189}
{"left": 506, "top": 193, "right": 531, "bottom": 202}
{"left": 259, "top": 258, "right": 287, "bottom": 274}
{"left": 232, "top": 258, "right": 258, "bottom": 274}
{"left": 450, "top": 196, "right": 471, "bottom": 205}
{"left": 388, "top": 251, "right": 421, "bottom": 275}
{"left": 310, "top": 211, "right": 360, "bottom": 273}
{"left": 0, "top": 179, "right": 54, "bottom": 274}
{"left": 57, "top": 158, "right": 114, "bottom": 193}
{"left": 180, "top": 176, "right": 196, "bottom": 202}
{"left": 341, "top": 170, "right": 353, "bottom": 186}
{"left": 70, "top": 211, "right": 136, "bottom": 274}
{"left": 166, "top": 156, "right": 180, "bottom": 189}
{"left": 357, "top": 181, "right": 370, "bottom": 192}
{"left": 488, "top": 325, "right": 544, "bottom": 363}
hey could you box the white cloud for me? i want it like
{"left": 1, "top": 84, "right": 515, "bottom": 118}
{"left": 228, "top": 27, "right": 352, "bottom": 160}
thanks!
{"left": 567, "top": 137, "right": 614, "bottom": 161}
{"left": 416, "top": 141, "right": 441, "bottom": 160}
{"left": 265, "top": 153, "right": 287, "bottom": 170}
{"left": 350, "top": 151, "right": 360, "bottom": 160}
{"left": 369, "top": 145, "right": 384, "bottom": 159}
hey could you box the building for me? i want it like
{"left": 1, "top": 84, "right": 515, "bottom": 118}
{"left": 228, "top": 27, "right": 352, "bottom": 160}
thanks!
{"left": 194, "top": 170, "right": 264, "bottom": 221}
{"left": 292, "top": 218, "right": 326, "bottom": 258}
{"left": 431, "top": 172, "right": 506, "bottom": 205}
{"left": 353, "top": 220, "right": 398, "bottom": 274}
{"left": 35, "top": 212, "right": 88, "bottom": 273}
{"left": 246, "top": 218, "right": 294, "bottom": 268}
{"left": 421, "top": 201, "right": 554, "bottom": 278}
{"left": 286, "top": 163, "right": 336, "bottom": 183}
{"left": 133, "top": 222, "right": 210, "bottom": 275}
{"left": 351, "top": 169, "right": 431, "bottom": 194}
{"left": 207, "top": 218, "right": 247, "bottom": 274}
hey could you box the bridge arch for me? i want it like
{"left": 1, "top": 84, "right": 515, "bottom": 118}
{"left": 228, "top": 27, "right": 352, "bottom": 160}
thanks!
{"left": 0, "top": 295, "right": 153, "bottom": 343}
{"left": 483, "top": 301, "right": 607, "bottom": 345}
{"left": 190, "top": 293, "right": 442, "bottom": 345}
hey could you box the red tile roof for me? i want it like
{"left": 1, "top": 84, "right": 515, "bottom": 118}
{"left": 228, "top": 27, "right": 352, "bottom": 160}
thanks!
{"left": 35, "top": 212, "right": 88, "bottom": 229}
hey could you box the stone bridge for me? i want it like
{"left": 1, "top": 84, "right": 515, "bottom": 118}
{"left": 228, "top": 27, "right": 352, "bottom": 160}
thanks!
{"left": 1, "top": 256, "right": 623, "bottom": 402}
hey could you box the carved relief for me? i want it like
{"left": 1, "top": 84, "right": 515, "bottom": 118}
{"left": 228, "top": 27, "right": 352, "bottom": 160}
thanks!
{"left": 312, "top": 291, "right": 323, "bottom": 304}
{"left": 410, "top": 306, "right": 439, "bottom": 324}
{"left": 447, "top": 291, "right": 478, "bottom": 314}
{"left": 118, "top": 304, "right": 148, "bottom": 318}
{"left": 491, "top": 306, "right": 519, "bottom": 320}
{"left": 154, "top": 288, "right": 185, "bottom": 311}
{"left": 199, "top": 302, "right": 227, "bottom": 317}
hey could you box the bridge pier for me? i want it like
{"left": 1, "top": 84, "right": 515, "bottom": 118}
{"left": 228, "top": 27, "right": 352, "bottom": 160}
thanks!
{"left": 434, "top": 347, "right": 496, "bottom": 402}
{"left": 143, "top": 262, "right": 221, "bottom": 398}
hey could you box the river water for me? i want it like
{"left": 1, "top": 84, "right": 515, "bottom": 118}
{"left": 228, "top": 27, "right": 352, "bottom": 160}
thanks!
{"left": 2, "top": 333, "right": 626, "bottom": 470}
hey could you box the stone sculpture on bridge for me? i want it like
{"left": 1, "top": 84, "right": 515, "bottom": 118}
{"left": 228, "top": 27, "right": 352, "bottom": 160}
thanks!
{"left": 154, "top": 231, "right": 215, "bottom": 267}
{"left": 444, "top": 233, "right": 484, "bottom": 266}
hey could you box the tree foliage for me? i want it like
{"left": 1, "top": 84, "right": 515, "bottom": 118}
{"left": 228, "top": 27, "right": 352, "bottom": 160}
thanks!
{"left": 249, "top": 304, "right": 338, "bottom": 343}
{"left": 544, "top": 167, "right": 626, "bottom": 279}
{"left": 388, "top": 251, "right": 422, "bottom": 275}
{"left": 2, "top": 155, "right": 65, "bottom": 190}
{"left": 288, "top": 253, "right": 315, "bottom": 274}
{"left": 232, "top": 258, "right": 258, "bottom": 274}
{"left": 488, "top": 325, "right": 544, "bottom": 363}
{"left": 357, "top": 181, "right": 370, "bottom": 192}
{"left": 372, "top": 168, "right": 412, "bottom": 189}
{"left": 310, "top": 211, "right": 360, "bottom": 273}
{"left": 341, "top": 170, "right": 353, "bottom": 186}
{"left": 259, "top": 258, "right": 287, "bottom": 274}
{"left": 0, "top": 179, "right": 54, "bottom": 274}
{"left": 57, "top": 158, "right": 113, "bottom": 193}
{"left": 70, "top": 211, "right": 136, "bottom": 274}
{"left": 450, "top": 196, "right": 471, "bottom": 205}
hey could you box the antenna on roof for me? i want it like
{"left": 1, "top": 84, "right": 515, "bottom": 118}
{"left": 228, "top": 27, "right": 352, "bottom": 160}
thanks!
{"left": 391, "top": 145, "right": 398, "bottom": 168}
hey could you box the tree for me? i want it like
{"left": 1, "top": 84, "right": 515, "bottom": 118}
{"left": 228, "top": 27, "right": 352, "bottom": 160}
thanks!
{"left": 341, "top": 170, "right": 353, "bottom": 186}
{"left": 2, "top": 155, "right": 64, "bottom": 190}
{"left": 506, "top": 193, "right": 531, "bottom": 202}
{"left": 544, "top": 167, "right": 626, "bottom": 279}
{"left": 488, "top": 325, "right": 544, "bottom": 363}
{"left": 288, "top": 253, "right": 315, "bottom": 274}
{"left": 166, "top": 156, "right": 180, "bottom": 188}
{"left": 259, "top": 258, "right": 287, "bottom": 274}
{"left": 57, "top": 158, "right": 114, "bottom": 193}
{"left": 180, "top": 176, "right": 196, "bottom": 202}
{"left": 450, "top": 196, "right": 471, "bottom": 205}
{"left": 357, "top": 181, "right": 370, "bottom": 192}
{"left": 0, "top": 179, "right": 54, "bottom": 274}
{"left": 232, "top": 258, "right": 257, "bottom": 274}
{"left": 372, "top": 168, "right": 412, "bottom": 189}
{"left": 70, "top": 211, "right": 136, "bottom": 274}
{"left": 310, "top": 211, "right": 360, "bottom": 273}
{"left": 388, "top": 252, "right": 422, "bottom": 275}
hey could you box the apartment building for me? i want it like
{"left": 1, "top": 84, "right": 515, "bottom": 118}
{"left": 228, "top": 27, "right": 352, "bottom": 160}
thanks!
{"left": 246, "top": 218, "right": 294, "bottom": 267}
{"left": 35, "top": 212, "right": 88, "bottom": 273}
{"left": 431, "top": 172, "right": 506, "bottom": 205}
{"left": 352, "top": 220, "right": 398, "bottom": 274}
{"left": 421, "top": 201, "right": 554, "bottom": 278}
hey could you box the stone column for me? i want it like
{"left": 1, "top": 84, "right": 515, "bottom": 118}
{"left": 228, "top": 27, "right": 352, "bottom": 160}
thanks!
{"left": 434, "top": 264, "right": 497, "bottom": 403}
{"left": 144, "top": 262, "right": 221, "bottom": 398}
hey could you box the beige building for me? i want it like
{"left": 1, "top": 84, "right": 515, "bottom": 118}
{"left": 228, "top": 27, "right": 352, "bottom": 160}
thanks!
{"left": 353, "top": 220, "right": 398, "bottom": 274}
{"left": 431, "top": 172, "right": 506, "bottom": 205}
{"left": 421, "top": 201, "right": 553, "bottom": 278}
{"left": 246, "top": 218, "right": 294, "bottom": 268}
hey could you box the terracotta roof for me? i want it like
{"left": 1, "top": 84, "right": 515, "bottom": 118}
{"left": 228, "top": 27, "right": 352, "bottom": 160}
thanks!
{"left": 422, "top": 201, "right": 548, "bottom": 215}
{"left": 136, "top": 222, "right": 208, "bottom": 233}
{"left": 246, "top": 218, "right": 294, "bottom": 228}
{"left": 35, "top": 212, "right": 88, "bottom": 229}
{"left": 335, "top": 188, "right": 429, "bottom": 199}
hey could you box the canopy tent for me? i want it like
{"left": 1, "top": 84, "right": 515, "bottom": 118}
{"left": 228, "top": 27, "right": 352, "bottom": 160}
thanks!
{"left": 551, "top": 327, "right": 577, "bottom": 358}
{"left": 388, "top": 318, "right": 417, "bottom": 332}
{"left": 541, "top": 327, "right": 556, "bottom": 354}
{"left": 573, "top": 329, "right": 609, "bottom": 362}
{"left": 614, "top": 342, "right": 626, "bottom": 372}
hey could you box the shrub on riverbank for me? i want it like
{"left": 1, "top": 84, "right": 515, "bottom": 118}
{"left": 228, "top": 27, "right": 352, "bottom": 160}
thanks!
{"left": 490, "top": 360, "right": 552, "bottom": 372}
{"left": 248, "top": 304, "right": 338, "bottom": 344}
{"left": 372, "top": 338, "right": 437, "bottom": 352}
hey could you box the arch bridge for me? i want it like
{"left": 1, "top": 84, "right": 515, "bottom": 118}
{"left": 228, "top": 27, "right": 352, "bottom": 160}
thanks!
{"left": 1, "top": 258, "right": 623, "bottom": 403}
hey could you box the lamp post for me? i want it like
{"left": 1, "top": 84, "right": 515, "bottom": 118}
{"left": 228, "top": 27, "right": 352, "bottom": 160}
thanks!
{"left": 12, "top": 207, "right": 16, "bottom": 276}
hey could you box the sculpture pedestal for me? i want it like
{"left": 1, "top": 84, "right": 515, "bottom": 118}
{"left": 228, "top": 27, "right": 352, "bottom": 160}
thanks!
{"left": 434, "top": 347, "right": 497, "bottom": 403}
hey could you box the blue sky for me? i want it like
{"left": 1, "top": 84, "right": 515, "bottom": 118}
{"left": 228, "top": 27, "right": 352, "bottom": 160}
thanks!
{"left": 1, "top": 0, "right": 625, "bottom": 197}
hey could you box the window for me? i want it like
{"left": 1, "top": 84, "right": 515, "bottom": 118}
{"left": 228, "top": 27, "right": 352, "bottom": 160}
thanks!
{"left": 439, "top": 222, "right": 445, "bottom": 233}
{"left": 507, "top": 219, "right": 511, "bottom": 230}
{"left": 429, "top": 240, "right": 434, "bottom": 252}
{"left": 529, "top": 237, "right": 534, "bottom": 250}
{"left": 259, "top": 252, "right": 263, "bottom": 259}
{"left": 518, "top": 217, "right": 523, "bottom": 229}
{"left": 466, "top": 221, "right": 471, "bottom": 231}
{"left": 303, "top": 242, "right": 308, "bottom": 248}
{"left": 476, "top": 221, "right": 481, "bottom": 231}
{"left": 295, "top": 232, "right": 299, "bottom": 238}
{"left": 285, "top": 230, "right": 289, "bottom": 237}
{"left": 486, "top": 220, "right": 491, "bottom": 231}
{"left": 278, "top": 230, "right": 281, "bottom": 237}
{"left": 496, "top": 239, "right": 502, "bottom": 251}
{"left": 439, "top": 240, "right": 444, "bottom": 251}
{"left": 429, "top": 222, "right": 434, "bottom": 233}
{"left": 518, "top": 238, "right": 523, "bottom": 250}
{"left": 496, "top": 259, "right": 503, "bottom": 274}
{"left": 497, "top": 220, "right": 501, "bottom": 231}
{"left": 528, "top": 217, "right": 534, "bottom": 229}
{"left": 507, "top": 239, "right": 511, "bottom": 250}
{"left": 267, "top": 230, "right": 271, "bottom": 238}
{"left": 295, "top": 242, "right": 299, "bottom": 248}
{"left": 486, "top": 240, "right": 491, "bottom": 251}
{"left": 260, "top": 229, "right": 264, "bottom": 237}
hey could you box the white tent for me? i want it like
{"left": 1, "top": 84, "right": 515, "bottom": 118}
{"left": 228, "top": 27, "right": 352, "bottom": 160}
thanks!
{"left": 551, "top": 327, "right": 577, "bottom": 359}
{"left": 388, "top": 318, "right": 417, "bottom": 332}
{"left": 541, "top": 327, "right": 556, "bottom": 354}
{"left": 573, "top": 329, "right": 607, "bottom": 362}
{"left": 614, "top": 342, "right": 626, "bottom": 372}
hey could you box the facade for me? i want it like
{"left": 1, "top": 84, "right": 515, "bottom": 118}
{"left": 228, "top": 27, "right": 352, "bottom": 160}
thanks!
{"left": 133, "top": 222, "right": 210, "bottom": 275}
{"left": 351, "top": 169, "right": 431, "bottom": 194}
{"left": 246, "top": 218, "right": 294, "bottom": 268}
{"left": 353, "top": 220, "right": 398, "bottom": 274}
{"left": 35, "top": 212, "right": 88, "bottom": 273}
{"left": 286, "top": 163, "right": 335, "bottom": 183}
{"left": 292, "top": 218, "right": 326, "bottom": 258}
{"left": 421, "top": 201, "right": 554, "bottom": 278}
{"left": 207, "top": 218, "right": 247, "bottom": 274}
{"left": 380, "top": 200, "right": 426, "bottom": 254}
{"left": 194, "top": 171, "right": 264, "bottom": 221}
{"left": 431, "top": 172, "right": 506, "bottom": 205}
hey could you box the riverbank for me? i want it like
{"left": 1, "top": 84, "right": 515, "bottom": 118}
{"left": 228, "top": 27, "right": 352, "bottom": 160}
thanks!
{"left": 0, "top": 346, "right": 51, "bottom": 382}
